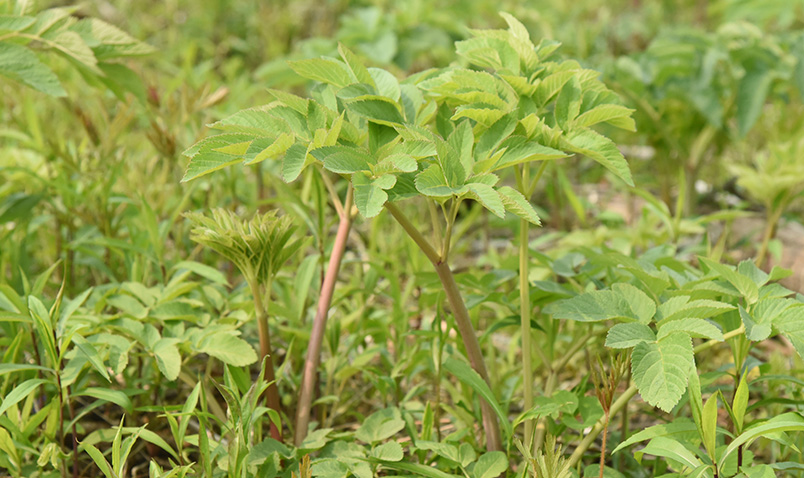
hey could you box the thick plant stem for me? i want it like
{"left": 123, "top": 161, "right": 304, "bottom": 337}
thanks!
{"left": 252, "top": 280, "right": 282, "bottom": 442}
{"left": 567, "top": 326, "right": 746, "bottom": 467}
{"left": 295, "top": 187, "right": 354, "bottom": 446}
{"left": 385, "top": 201, "right": 502, "bottom": 451}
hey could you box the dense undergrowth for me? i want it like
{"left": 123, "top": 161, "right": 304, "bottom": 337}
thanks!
{"left": 2, "top": 1, "right": 804, "bottom": 477}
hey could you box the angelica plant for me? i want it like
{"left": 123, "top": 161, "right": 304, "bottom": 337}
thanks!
{"left": 186, "top": 208, "right": 305, "bottom": 441}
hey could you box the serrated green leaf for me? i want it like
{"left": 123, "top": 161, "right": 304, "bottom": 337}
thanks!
{"left": 356, "top": 408, "right": 405, "bottom": 444}
{"left": 699, "top": 257, "right": 759, "bottom": 305}
{"left": 606, "top": 323, "right": 656, "bottom": 349}
{"left": 773, "top": 304, "right": 804, "bottom": 359}
{"left": 244, "top": 132, "right": 294, "bottom": 165}
{"left": 338, "top": 43, "right": 374, "bottom": 85}
{"left": 369, "top": 67, "right": 401, "bottom": 102}
{"left": 415, "top": 164, "right": 461, "bottom": 197}
{"left": 0, "top": 15, "right": 35, "bottom": 32}
{"left": 289, "top": 57, "right": 352, "bottom": 88}
{"left": 465, "top": 183, "right": 504, "bottom": 218}
{"left": 547, "top": 283, "right": 654, "bottom": 323}
{"left": 313, "top": 145, "right": 372, "bottom": 174}
{"left": 69, "top": 18, "right": 155, "bottom": 59}
{"left": 739, "top": 305, "right": 771, "bottom": 342}
{"left": 555, "top": 76, "right": 581, "bottom": 130}
{"left": 657, "top": 318, "right": 723, "bottom": 340}
{"left": 282, "top": 143, "right": 309, "bottom": 182}
{"left": 0, "top": 41, "right": 65, "bottom": 96}
{"left": 498, "top": 186, "right": 540, "bottom": 225}
{"left": 372, "top": 441, "right": 403, "bottom": 462}
{"left": 199, "top": 334, "right": 257, "bottom": 367}
{"left": 152, "top": 339, "right": 180, "bottom": 381}
{"left": 448, "top": 120, "right": 474, "bottom": 178}
{"left": 656, "top": 297, "right": 735, "bottom": 324}
{"left": 181, "top": 152, "right": 241, "bottom": 182}
{"left": 347, "top": 96, "right": 405, "bottom": 125}
{"left": 353, "top": 173, "right": 388, "bottom": 218}
{"left": 575, "top": 104, "right": 636, "bottom": 131}
{"left": 566, "top": 129, "right": 633, "bottom": 186}
{"left": 473, "top": 452, "right": 508, "bottom": 478}
{"left": 375, "top": 153, "right": 417, "bottom": 175}
{"left": 488, "top": 139, "right": 567, "bottom": 172}
{"left": 632, "top": 332, "right": 694, "bottom": 412}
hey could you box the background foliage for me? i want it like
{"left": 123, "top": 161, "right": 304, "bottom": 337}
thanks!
{"left": 2, "top": 0, "right": 804, "bottom": 477}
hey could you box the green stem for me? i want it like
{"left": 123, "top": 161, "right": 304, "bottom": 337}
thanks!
{"left": 251, "top": 278, "right": 282, "bottom": 442}
{"left": 567, "top": 326, "right": 746, "bottom": 467}
{"left": 756, "top": 206, "right": 783, "bottom": 268}
{"left": 518, "top": 163, "right": 535, "bottom": 448}
{"left": 441, "top": 199, "right": 460, "bottom": 261}
{"left": 520, "top": 217, "right": 534, "bottom": 448}
{"left": 295, "top": 185, "right": 354, "bottom": 446}
{"left": 385, "top": 201, "right": 502, "bottom": 451}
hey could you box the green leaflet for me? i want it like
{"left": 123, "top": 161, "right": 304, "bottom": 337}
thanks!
{"left": 699, "top": 257, "right": 759, "bottom": 304}
{"left": 347, "top": 96, "right": 406, "bottom": 126}
{"left": 464, "top": 183, "right": 504, "bottom": 219}
{"left": 498, "top": 186, "right": 540, "bottom": 225}
{"left": 314, "top": 145, "right": 372, "bottom": 174}
{"left": 371, "top": 441, "right": 404, "bottom": 462}
{"left": 575, "top": 104, "right": 637, "bottom": 131}
{"left": 631, "top": 332, "right": 695, "bottom": 413}
{"left": 353, "top": 173, "right": 389, "bottom": 218}
{"left": 605, "top": 322, "right": 656, "bottom": 348}
{"left": 547, "top": 283, "right": 655, "bottom": 323}
{"left": 288, "top": 57, "right": 353, "bottom": 88}
{"left": 198, "top": 334, "right": 257, "bottom": 367}
{"left": 565, "top": 129, "right": 634, "bottom": 186}
{"left": 0, "top": 41, "right": 65, "bottom": 96}
{"left": 472, "top": 452, "right": 508, "bottom": 478}
{"left": 657, "top": 318, "right": 724, "bottom": 340}
{"left": 555, "top": 76, "right": 582, "bottom": 130}
{"left": 152, "top": 339, "right": 181, "bottom": 381}
{"left": 355, "top": 407, "right": 405, "bottom": 444}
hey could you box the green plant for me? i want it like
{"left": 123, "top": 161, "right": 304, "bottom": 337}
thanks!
{"left": 611, "top": 21, "right": 803, "bottom": 214}
{"left": 186, "top": 208, "right": 305, "bottom": 441}
{"left": 730, "top": 136, "right": 804, "bottom": 266}
{"left": 181, "top": 12, "right": 639, "bottom": 452}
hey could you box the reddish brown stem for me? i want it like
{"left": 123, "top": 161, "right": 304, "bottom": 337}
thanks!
{"left": 385, "top": 202, "right": 502, "bottom": 451}
{"left": 294, "top": 187, "right": 354, "bottom": 446}
{"left": 253, "top": 282, "right": 282, "bottom": 441}
{"left": 599, "top": 412, "right": 610, "bottom": 478}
